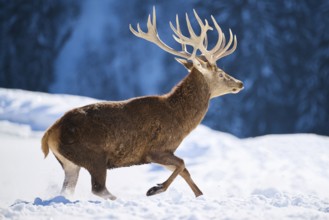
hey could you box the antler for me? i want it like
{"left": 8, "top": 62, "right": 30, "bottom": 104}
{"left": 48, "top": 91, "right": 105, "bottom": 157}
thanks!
{"left": 129, "top": 7, "right": 192, "bottom": 60}
{"left": 206, "top": 16, "right": 237, "bottom": 63}
{"left": 169, "top": 9, "right": 213, "bottom": 60}
{"left": 129, "top": 7, "right": 237, "bottom": 64}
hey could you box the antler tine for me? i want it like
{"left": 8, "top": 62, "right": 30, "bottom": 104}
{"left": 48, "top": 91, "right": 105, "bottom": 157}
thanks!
{"left": 198, "top": 14, "right": 237, "bottom": 64}
{"left": 206, "top": 15, "right": 223, "bottom": 61}
{"left": 170, "top": 20, "right": 195, "bottom": 58}
{"left": 185, "top": 13, "right": 197, "bottom": 39}
{"left": 200, "top": 19, "right": 210, "bottom": 52}
{"left": 174, "top": 14, "right": 188, "bottom": 53}
{"left": 187, "top": 9, "right": 216, "bottom": 62}
{"left": 169, "top": 15, "right": 188, "bottom": 53}
{"left": 129, "top": 7, "right": 191, "bottom": 60}
{"left": 193, "top": 9, "right": 213, "bottom": 32}
{"left": 188, "top": 9, "right": 213, "bottom": 59}
{"left": 152, "top": 6, "right": 156, "bottom": 30}
{"left": 170, "top": 20, "right": 193, "bottom": 45}
{"left": 220, "top": 33, "right": 226, "bottom": 50}
{"left": 170, "top": 10, "right": 212, "bottom": 60}
{"left": 217, "top": 34, "right": 237, "bottom": 59}
{"left": 193, "top": 10, "right": 212, "bottom": 50}
{"left": 214, "top": 29, "right": 236, "bottom": 59}
{"left": 146, "top": 14, "right": 154, "bottom": 34}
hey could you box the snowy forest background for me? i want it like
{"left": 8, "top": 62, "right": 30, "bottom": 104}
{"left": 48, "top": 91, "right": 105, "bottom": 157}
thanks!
{"left": 1, "top": 0, "right": 328, "bottom": 138}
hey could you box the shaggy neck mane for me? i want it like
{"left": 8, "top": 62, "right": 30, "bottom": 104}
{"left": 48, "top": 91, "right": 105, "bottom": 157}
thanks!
{"left": 165, "top": 67, "right": 211, "bottom": 132}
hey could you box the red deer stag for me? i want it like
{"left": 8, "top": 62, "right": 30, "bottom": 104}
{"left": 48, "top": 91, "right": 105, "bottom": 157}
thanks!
{"left": 41, "top": 7, "right": 243, "bottom": 200}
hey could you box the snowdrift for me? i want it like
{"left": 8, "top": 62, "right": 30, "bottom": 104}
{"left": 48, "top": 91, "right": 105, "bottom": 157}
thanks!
{"left": 0, "top": 88, "right": 329, "bottom": 220}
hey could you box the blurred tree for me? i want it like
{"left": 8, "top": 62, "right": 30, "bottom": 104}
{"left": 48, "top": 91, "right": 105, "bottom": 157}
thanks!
{"left": 0, "top": 0, "right": 328, "bottom": 137}
{"left": 75, "top": 1, "right": 153, "bottom": 100}
{"left": 196, "top": 0, "right": 282, "bottom": 136}
{"left": 197, "top": 0, "right": 329, "bottom": 137}
{"left": 0, "top": 0, "right": 80, "bottom": 92}
{"left": 295, "top": 0, "right": 329, "bottom": 133}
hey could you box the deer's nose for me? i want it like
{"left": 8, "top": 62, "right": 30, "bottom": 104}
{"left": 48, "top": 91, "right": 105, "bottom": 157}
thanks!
{"left": 238, "top": 81, "right": 244, "bottom": 89}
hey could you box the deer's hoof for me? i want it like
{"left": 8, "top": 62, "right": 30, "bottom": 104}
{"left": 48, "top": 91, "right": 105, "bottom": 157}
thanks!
{"left": 106, "top": 194, "right": 117, "bottom": 200}
{"left": 146, "top": 184, "right": 165, "bottom": 196}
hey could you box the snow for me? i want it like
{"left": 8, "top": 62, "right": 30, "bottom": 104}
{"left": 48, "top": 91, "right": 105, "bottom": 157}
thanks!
{"left": 1, "top": 88, "right": 329, "bottom": 219}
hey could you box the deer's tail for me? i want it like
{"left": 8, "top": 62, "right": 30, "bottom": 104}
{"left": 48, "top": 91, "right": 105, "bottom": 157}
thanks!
{"left": 41, "top": 129, "right": 50, "bottom": 158}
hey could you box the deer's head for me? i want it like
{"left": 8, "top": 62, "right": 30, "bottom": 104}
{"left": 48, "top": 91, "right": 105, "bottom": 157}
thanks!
{"left": 130, "top": 7, "right": 243, "bottom": 98}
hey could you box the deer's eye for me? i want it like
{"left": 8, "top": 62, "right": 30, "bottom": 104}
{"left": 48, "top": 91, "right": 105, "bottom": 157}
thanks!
{"left": 218, "top": 73, "right": 224, "bottom": 78}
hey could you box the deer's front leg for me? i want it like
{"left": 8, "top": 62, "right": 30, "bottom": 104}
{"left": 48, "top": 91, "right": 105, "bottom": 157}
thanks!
{"left": 146, "top": 152, "right": 186, "bottom": 196}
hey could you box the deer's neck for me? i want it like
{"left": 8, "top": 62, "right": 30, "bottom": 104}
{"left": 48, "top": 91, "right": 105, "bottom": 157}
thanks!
{"left": 167, "top": 68, "right": 210, "bottom": 132}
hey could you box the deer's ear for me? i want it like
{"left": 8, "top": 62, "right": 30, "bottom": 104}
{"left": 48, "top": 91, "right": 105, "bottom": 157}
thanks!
{"left": 175, "top": 58, "right": 193, "bottom": 71}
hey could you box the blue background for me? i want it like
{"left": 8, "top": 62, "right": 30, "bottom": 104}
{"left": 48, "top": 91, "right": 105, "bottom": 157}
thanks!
{"left": 1, "top": 0, "right": 328, "bottom": 137}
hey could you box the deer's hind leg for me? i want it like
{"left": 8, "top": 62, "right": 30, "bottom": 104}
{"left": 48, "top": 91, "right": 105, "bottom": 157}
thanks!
{"left": 53, "top": 152, "right": 81, "bottom": 196}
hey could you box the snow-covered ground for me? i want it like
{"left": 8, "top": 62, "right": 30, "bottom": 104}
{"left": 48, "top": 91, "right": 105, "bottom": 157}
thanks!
{"left": 0, "top": 88, "right": 329, "bottom": 220}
